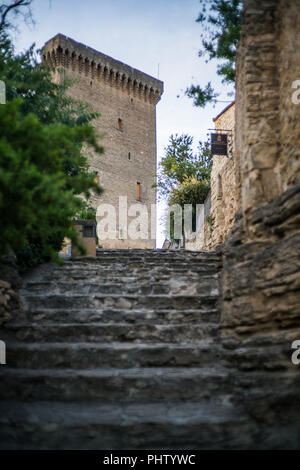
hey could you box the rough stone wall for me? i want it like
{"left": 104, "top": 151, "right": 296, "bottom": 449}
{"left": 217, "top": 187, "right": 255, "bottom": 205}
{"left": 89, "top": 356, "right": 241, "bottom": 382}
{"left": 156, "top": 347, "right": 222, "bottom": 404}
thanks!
{"left": 42, "top": 34, "right": 163, "bottom": 249}
{"left": 185, "top": 103, "right": 237, "bottom": 251}
{"left": 220, "top": 0, "right": 300, "bottom": 441}
{"left": 205, "top": 103, "right": 237, "bottom": 249}
{"left": 0, "top": 254, "right": 22, "bottom": 327}
{"left": 277, "top": 0, "right": 300, "bottom": 190}
{"left": 233, "top": 0, "right": 300, "bottom": 224}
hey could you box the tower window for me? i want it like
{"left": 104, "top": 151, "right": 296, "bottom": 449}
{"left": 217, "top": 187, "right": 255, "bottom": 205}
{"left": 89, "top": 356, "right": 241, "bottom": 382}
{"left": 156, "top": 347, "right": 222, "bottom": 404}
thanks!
{"left": 94, "top": 171, "right": 99, "bottom": 184}
{"left": 128, "top": 152, "right": 131, "bottom": 160}
{"left": 89, "top": 80, "right": 93, "bottom": 88}
{"left": 117, "top": 118, "right": 123, "bottom": 131}
{"left": 137, "top": 182, "right": 141, "bottom": 201}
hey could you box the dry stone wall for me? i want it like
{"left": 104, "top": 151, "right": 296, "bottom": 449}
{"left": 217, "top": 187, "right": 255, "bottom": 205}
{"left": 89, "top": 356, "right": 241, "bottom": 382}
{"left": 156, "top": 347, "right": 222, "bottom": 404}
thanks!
{"left": 220, "top": 0, "right": 300, "bottom": 439}
{"left": 185, "top": 103, "right": 237, "bottom": 251}
{"left": 205, "top": 103, "right": 237, "bottom": 249}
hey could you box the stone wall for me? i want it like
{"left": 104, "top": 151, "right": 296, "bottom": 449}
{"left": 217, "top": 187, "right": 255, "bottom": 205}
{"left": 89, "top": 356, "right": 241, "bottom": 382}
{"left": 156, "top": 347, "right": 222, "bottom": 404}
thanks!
{"left": 220, "top": 0, "right": 300, "bottom": 441}
{"left": 205, "top": 102, "right": 237, "bottom": 249}
{"left": 42, "top": 34, "right": 163, "bottom": 249}
{"left": 0, "top": 253, "right": 22, "bottom": 327}
{"left": 223, "top": 0, "right": 300, "bottom": 333}
{"left": 185, "top": 103, "right": 237, "bottom": 251}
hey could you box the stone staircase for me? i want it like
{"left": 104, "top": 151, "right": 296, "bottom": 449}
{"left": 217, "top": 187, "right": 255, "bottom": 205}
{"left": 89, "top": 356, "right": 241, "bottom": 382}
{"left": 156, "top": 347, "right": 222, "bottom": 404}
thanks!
{"left": 0, "top": 249, "right": 257, "bottom": 449}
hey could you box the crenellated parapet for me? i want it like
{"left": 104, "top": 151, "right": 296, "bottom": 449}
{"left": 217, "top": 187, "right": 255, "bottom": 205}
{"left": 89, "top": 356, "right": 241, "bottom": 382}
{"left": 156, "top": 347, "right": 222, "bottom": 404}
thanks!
{"left": 42, "top": 33, "right": 163, "bottom": 105}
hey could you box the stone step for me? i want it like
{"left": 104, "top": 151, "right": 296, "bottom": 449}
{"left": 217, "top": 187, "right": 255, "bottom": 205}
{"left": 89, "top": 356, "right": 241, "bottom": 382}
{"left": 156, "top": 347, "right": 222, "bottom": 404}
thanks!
{"left": 95, "top": 253, "right": 220, "bottom": 261}
{"left": 0, "top": 399, "right": 253, "bottom": 450}
{"left": 21, "top": 307, "right": 220, "bottom": 324}
{"left": 38, "top": 268, "right": 219, "bottom": 284}
{"left": 64, "top": 260, "right": 221, "bottom": 270}
{"left": 96, "top": 251, "right": 220, "bottom": 260}
{"left": 7, "top": 340, "right": 220, "bottom": 369}
{"left": 38, "top": 269, "right": 220, "bottom": 283}
{"left": 22, "top": 293, "right": 219, "bottom": 311}
{"left": 55, "top": 259, "right": 221, "bottom": 269}
{"left": 20, "top": 277, "right": 219, "bottom": 297}
{"left": 0, "top": 366, "right": 230, "bottom": 402}
{"left": 222, "top": 343, "right": 294, "bottom": 371}
{"left": 96, "top": 248, "right": 218, "bottom": 256}
{"left": 6, "top": 321, "right": 220, "bottom": 343}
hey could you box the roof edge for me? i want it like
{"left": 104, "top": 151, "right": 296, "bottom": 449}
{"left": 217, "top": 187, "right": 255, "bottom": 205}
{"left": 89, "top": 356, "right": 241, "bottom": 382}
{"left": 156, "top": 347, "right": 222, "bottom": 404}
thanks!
{"left": 213, "top": 101, "right": 235, "bottom": 122}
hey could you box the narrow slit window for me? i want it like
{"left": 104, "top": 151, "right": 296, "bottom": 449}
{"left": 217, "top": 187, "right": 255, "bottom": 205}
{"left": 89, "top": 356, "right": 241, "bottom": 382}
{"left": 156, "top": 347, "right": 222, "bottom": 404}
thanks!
{"left": 117, "top": 118, "right": 123, "bottom": 131}
{"left": 128, "top": 152, "right": 131, "bottom": 160}
{"left": 137, "top": 182, "right": 141, "bottom": 201}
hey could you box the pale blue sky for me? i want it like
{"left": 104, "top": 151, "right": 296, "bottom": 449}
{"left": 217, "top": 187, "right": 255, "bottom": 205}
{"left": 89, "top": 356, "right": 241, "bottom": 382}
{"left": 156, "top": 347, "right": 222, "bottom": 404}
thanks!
{"left": 14, "top": 0, "right": 234, "bottom": 247}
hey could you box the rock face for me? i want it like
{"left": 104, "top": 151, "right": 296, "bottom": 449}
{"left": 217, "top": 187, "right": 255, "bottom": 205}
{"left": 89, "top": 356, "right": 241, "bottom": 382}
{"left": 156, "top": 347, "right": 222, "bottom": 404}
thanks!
{"left": 221, "top": 185, "right": 300, "bottom": 447}
{"left": 219, "top": 0, "right": 300, "bottom": 448}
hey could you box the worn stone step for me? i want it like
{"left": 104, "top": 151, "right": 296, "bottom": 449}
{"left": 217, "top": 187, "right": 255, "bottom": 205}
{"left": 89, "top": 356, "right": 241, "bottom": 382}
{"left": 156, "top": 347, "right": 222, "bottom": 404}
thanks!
{"left": 37, "top": 270, "right": 219, "bottom": 284}
{"left": 222, "top": 344, "right": 294, "bottom": 371}
{"left": 96, "top": 251, "right": 220, "bottom": 261}
{"left": 72, "top": 252, "right": 220, "bottom": 259}
{"left": 6, "top": 321, "right": 220, "bottom": 343}
{"left": 39, "top": 269, "right": 219, "bottom": 285}
{"left": 21, "top": 276, "right": 219, "bottom": 297}
{"left": 96, "top": 248, "right": 219, "bottom": 256}
{"left": 21, "top": 307, "right": 220, "bottom": 324}
{"left": 45, "top": 267, "right": 220, "bottom": 282}
{"left": 0, "top": 366, "right": 230, "bottom": 402}
{"left": 22, "top": 273, "right": 219, "bottom": 287}
{"left": 7, "top": 340, "right": 220, "bottom": 369}
{"left": 64, "top": 262, "right": 221, "bottom": 272}
{"left": 0, "top": 400, "right": 255, "bottom": 450}
{"left": 53, "top": 260, "right": 221, "bottom": 270}
{"left": 22, "top": 293, "right": 219, "bottom": 311}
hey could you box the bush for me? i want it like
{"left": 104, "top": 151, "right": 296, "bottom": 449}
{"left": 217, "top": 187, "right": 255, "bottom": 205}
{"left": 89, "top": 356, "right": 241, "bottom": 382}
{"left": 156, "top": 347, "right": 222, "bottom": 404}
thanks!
{"left": 0, "top": 99, "right": 103, "bottom": 267}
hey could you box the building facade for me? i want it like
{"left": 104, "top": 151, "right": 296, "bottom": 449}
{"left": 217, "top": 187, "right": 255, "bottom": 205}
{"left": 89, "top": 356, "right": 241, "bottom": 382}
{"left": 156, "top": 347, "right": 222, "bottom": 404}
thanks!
{"left": 185, "top": 101, "right": 236, "bottom": 251}
{"left": 42, "top": 34, "right": 163, "bottom": 249}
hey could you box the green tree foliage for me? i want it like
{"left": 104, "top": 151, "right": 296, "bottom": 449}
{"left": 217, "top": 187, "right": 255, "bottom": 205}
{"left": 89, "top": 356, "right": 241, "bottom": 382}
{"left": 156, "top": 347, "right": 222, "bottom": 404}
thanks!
{"left": 169, "top": 176, "right": 210, "bottom": 208}
{"left": 75, "top": 202, "right": 97, "bottom": 221}
{"left": 186, "top": 0, "right": 242, "bottom": 107}
{"left": 168, "top": 176, "right": 210, "bottom": 240}
{"left": 0, "top": 99, "right": 103, "bottom": 269}
{"left": 155, "top": 134, "right": 212, "bottom": 242}
{"left": 155, "top": 134, "right": 212, "bottom": 200}
{"left": 0, "top": 2, "right": 104, "bottom": 269}
{"left": 0, "top": 32, "right": 98, "bottom": 128}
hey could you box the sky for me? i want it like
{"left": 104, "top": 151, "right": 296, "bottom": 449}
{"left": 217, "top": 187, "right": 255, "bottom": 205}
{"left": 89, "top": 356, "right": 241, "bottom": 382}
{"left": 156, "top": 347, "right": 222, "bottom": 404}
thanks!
{"left": 14, "top": 0, "right": 234, "bottom": 247}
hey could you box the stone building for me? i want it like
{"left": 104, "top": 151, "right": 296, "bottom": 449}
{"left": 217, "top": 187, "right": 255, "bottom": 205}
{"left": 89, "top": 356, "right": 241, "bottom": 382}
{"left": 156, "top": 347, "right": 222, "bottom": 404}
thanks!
{"left": 185, "top": 101, "right": 237, "bottom": 251}
{"left": 205, "top": 101, "right": 237, "bottom": 249}
{"left": 42, "top": 34, "right": 163, "bottom": 249}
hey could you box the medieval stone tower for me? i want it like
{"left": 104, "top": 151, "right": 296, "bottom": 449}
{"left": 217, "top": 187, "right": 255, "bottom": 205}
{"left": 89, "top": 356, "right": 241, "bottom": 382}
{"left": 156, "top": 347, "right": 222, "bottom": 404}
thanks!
{"left": 42, "top": 34, "right": 163, "bottom": 249}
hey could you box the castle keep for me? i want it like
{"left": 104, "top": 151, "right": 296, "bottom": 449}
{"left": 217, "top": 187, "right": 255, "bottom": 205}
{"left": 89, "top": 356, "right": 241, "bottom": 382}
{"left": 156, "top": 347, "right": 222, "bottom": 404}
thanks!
{"left": 42, "top": 34, "right": 163, "bottom": 249}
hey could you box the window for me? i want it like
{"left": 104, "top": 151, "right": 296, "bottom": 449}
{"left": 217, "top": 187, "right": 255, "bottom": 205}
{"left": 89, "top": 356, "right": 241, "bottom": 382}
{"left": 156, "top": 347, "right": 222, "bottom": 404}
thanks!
{"left": 94, "top": 171, "right": 99, "bottom": 184}
{"left": 137, "top": 182, "right": 141, "bottom": 201}
{"left": 89, "top": 80, "right": 93, "bottom": 88}
{"left": 83, "top": 225, "right": 95, "bottom": 238}
{"left": 117, "top": 118, "right": 123, "bottom": 131}
{"left": 128, "top": 152, "right": 131, "bottom": 160}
